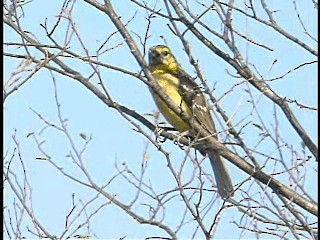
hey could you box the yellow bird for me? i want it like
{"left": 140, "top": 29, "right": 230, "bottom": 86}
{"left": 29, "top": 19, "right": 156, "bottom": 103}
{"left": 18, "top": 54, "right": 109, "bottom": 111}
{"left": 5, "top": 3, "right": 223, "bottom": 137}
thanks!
{"left": 148, "top": 45, "right": 234, "bottom": 198}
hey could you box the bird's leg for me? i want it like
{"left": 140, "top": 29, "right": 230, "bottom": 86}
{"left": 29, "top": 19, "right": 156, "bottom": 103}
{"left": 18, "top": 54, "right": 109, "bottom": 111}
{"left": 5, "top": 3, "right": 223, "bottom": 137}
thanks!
{"left": 173, "top": 130, "right": 192, "bottom": 150}
{"left": 154, "top": 125, "right": 176, "bottom": 143}
{"left": 154, "top": 125, "right": 167, "bottom": 143}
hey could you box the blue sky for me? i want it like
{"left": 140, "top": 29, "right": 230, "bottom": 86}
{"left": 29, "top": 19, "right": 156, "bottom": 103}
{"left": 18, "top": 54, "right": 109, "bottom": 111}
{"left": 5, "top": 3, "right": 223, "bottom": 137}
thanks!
{"left": 4, "top": 1, "right": 317, "bottom": 239}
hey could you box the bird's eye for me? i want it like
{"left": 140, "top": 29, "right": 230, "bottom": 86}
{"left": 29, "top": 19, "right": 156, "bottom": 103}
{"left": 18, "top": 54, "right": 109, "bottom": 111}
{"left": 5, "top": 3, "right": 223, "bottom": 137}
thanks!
{"left": 163, "top": 51, "right": 169, "bottom": 57}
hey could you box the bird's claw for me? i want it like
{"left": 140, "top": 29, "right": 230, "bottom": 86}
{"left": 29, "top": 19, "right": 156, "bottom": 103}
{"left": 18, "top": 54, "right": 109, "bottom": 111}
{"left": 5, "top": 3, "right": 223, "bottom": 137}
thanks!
{"left": 154, "top": 125, "right": 167, "bottom": 143}
{"left": 173, "top": 130, "right": 191, "bottom": 149}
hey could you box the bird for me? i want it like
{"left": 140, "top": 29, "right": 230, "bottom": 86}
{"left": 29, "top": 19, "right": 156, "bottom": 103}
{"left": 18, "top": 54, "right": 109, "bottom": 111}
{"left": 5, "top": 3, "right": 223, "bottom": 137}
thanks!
{"left": 148, "top": 45, "right": 234, "bottom": 198}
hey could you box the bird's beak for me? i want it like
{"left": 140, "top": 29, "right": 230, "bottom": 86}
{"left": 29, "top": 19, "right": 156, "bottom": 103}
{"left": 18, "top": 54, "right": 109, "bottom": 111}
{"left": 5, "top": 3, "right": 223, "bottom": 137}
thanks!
{"left": 148, "top": 49, "right": 161, "bottom": 65}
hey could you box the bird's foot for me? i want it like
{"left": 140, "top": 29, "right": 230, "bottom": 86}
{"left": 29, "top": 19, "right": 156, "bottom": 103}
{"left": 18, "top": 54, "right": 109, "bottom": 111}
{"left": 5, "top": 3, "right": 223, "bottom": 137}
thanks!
{"left": 154, "top": 125, "right": 176, "bottom": 143}
{"left": 173, "top": 130, "right": 192, "bottom": 149}
{"left": 154, "top": 125, "right": 167, "bottom": 143}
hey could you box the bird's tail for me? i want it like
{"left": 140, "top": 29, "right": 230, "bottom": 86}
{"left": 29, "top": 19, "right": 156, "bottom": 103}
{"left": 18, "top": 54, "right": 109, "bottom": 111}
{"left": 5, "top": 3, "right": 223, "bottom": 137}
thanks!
{"left": 208, "top": 151, "right": 234, "bottom": 199}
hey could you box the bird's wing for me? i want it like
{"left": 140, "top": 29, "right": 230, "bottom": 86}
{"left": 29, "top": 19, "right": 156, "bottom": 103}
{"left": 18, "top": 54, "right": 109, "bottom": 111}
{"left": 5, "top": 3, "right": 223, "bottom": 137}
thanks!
{"left": 173, "top": 70, "right": 234, "bottom": 198}
{"left": 173, "top": 69, "right": 217, "bottom": 137}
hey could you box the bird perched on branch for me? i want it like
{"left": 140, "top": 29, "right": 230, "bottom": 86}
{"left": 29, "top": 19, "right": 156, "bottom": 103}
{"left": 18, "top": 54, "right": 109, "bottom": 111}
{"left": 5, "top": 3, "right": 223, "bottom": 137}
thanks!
{"left": 148, "top": 45, "right": 234, "bottom": 198}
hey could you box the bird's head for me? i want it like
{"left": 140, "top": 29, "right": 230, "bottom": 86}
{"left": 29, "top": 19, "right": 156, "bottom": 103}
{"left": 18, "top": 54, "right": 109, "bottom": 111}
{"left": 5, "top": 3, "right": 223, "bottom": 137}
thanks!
{"left": 148, "top": 45, "right": 180, "bottom": 72}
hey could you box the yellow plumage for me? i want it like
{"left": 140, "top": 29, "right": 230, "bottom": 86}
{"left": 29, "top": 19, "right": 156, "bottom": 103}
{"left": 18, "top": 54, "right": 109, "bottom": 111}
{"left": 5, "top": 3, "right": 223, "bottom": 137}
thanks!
{"left": 148, "top": 45, "right": 234, "bottom": 198}
{"left": 150, "top": 68, "right": 191, "bottom": 132}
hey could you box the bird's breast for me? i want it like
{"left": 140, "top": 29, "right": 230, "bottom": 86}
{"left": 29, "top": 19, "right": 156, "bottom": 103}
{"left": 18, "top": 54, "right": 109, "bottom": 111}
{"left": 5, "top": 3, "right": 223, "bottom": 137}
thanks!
{"left": 151, "top": 72, "right": 192, "bottom": 132}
